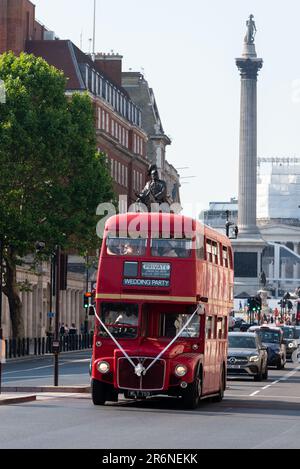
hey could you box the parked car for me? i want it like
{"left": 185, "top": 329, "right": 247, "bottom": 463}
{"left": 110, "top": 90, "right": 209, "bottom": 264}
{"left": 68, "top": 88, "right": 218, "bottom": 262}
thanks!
{"left": 278, "top": 326, "right": 298, "bottom": 359}
{"left": 227, "top": 332, "right": 268, "bottom": 381}
{"left": 249, "top": 325, "right": 286, "bottom": 369}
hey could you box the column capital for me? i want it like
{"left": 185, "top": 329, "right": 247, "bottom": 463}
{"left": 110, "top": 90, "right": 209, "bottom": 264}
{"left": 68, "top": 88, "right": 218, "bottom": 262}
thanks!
{"left": 236, "top": 57, "right": 263, "bottom": 79}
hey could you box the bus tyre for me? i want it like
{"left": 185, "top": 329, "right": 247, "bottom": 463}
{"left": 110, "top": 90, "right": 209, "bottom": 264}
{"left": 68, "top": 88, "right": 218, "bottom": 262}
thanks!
{"left": 253, "top": 367, "right": 263, "bottom": 382}
{"left": 182, "top": 376, "right": 202, "bottom": 410}
{"left": 277, "top": 358, "right": 284, "bottom": 370}
{"left": 92, "top": 379, "right": 107, "bottom": 405}
{"left": 212, "top": 368, "right": 225, "bottom": 402}
{"left": 262, "top": 365, "right": 268, "bottom": 380}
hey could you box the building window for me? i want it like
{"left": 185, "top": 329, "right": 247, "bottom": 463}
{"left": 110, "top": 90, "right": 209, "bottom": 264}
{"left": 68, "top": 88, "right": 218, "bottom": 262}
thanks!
{"left": 133, "top": 134, "right": 137, "bottom": 154}
{"left": 106, "top": 113, "right": 110, "bottom": 133}
{"left": 111, "top": 158, "right": 114, "bottom": 178}
{"left": 97, "top": 108, "right": 101, "bottom": 130}
{"left": 118, "top": 162, "right": 121, "bottom": 184}
{"left": 133, "top": 170, "right": 136, "bottom": 190}
{"left": 114, "top": 160, "right": 118, "bottom": 181}
{"left": 125, "top": 131, "right": 129, "bottom": 148}
{"left": 140, "top": 173, "right": 143, "bottom": 190}
{"left": 111, "top": 119, "right": 114, "bottom": 136}
{"left": 101, "top": 109, "right": 105, "bottom": 130}
{"left": 85, "top": 66, "right": 89, "bottom": 88}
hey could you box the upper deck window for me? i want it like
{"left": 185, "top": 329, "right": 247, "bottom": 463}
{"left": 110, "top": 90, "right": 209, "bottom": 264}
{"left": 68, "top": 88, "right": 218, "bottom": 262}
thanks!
{"left": 106, "top": 237, "right": 146, "bottom": 256}
{"left": 151, "top": 239, "right": 192, "bottom": 258}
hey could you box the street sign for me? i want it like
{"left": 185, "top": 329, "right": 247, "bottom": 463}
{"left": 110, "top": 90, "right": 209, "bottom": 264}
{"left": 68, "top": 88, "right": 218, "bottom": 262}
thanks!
{"left": 52, "top": 341, "right": 60, "bottom": 353}
{"left": 47, "top": 312, "right": 55, "bottom": 318}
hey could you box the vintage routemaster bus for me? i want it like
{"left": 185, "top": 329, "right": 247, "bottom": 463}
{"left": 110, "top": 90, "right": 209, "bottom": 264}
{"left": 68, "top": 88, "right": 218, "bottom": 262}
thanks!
{"left": 90, "top": 213, "right": 234, "bottom": 409}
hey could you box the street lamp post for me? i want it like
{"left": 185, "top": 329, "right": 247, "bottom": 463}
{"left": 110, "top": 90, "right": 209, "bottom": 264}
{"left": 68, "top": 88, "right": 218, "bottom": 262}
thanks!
{"left": 54, "top": 245, "right": 61, "bottom": 386}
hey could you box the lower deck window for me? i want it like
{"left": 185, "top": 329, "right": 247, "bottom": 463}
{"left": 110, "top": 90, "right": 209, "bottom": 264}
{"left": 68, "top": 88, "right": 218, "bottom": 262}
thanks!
{"left": 159, "top": 311, "right": 200, "bottom": 338}
{"left": 99, "top": 303, "right": 138, "bottom": 338}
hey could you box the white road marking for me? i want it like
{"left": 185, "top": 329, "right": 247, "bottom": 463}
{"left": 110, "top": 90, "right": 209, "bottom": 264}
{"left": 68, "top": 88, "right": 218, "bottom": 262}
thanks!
{"left": 248, "top": 365, "right": 300, "bottom": 397}
{"left": 3, "top": 358, "right": 90, "bottom": 376}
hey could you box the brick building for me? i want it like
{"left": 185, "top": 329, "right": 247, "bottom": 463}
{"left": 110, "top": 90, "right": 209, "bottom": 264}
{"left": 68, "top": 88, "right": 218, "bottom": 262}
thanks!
{"left": 0, "top": 0, "right": 47, "bottom": 55}
{"left": 0, "top": 0, "right": 149, "bottom": 207}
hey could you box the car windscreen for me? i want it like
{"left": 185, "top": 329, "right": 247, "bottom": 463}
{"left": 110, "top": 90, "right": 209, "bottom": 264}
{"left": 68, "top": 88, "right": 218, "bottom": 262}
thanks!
{"left": 98, "top": 303, "right": 138, "bottom": 339}
{"left": 258, "top": 330, "right": 281, "bottom": 344}
{"left": 228, "top": 335, "right": 257, "bottom": 349}
{"left": 281, "top": 327, "right": 295, "bottom": 339}
{"left": 151, "top": 239, "right": 192, "bottom": 258}
{"left": 106, "top": 237, "right": 146, "bottom": 256}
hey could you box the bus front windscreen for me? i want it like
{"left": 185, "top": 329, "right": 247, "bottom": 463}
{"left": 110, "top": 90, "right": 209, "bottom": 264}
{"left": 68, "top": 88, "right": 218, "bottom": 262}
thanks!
{"left": 98, "top": 303, "right": 139, "bottom": 339}
{"left": 106, "top": 237, "right": 146, "bottom": 256}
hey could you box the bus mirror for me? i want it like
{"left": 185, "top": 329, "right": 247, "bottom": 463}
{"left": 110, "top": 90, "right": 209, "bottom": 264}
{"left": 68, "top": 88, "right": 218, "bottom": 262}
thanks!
{"left": 88, "top": 305, "right": 96, "bottom": 316}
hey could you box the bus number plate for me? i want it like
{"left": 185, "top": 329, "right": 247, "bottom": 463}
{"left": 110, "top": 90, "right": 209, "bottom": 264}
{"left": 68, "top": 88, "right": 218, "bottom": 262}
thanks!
{"left": 128, "top": 391, "right": 151, "bottom": 398}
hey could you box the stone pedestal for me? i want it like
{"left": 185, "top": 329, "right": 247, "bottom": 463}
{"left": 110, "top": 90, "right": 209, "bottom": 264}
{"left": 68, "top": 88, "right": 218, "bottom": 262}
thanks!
{"left": 258, "top": 288, "right": 269, "bottom": 323}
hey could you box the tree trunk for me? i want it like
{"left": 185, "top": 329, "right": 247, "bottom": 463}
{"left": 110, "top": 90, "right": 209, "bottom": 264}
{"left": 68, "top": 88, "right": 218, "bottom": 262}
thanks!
{"left": 3, "top": 248, "right": 24, "bottom": 339}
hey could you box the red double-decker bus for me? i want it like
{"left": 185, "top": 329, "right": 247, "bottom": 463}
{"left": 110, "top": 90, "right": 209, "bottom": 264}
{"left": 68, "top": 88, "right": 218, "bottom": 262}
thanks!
{"left": 90, "top": 213, "right": 234, "bottom": 409}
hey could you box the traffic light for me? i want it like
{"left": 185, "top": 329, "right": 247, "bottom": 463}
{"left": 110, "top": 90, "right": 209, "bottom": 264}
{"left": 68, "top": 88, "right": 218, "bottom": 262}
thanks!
{"left": 247, "top": 296, "right": 262, "bottom": 312}
{"left": 83, "top": 292, "right": 92, "bottom": 309}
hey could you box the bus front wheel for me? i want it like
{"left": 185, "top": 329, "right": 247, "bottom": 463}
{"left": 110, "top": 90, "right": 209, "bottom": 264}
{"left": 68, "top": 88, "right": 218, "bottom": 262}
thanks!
{"left": 182, "top": 376, "right": 202, "bottom": 410}
{"left": 92, "top": 379, "right": 108, "bottom": 405}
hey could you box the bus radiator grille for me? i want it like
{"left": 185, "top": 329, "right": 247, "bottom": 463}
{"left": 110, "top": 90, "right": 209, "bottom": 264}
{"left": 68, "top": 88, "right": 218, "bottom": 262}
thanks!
{"left": 117, "top": 357, "right": 165, "bottom": 391}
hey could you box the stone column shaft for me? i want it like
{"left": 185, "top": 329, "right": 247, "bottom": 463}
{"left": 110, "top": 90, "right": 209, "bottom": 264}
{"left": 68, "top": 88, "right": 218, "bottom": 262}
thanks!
{"left": 236, "top": 57, "right": 263, "bottom": 236}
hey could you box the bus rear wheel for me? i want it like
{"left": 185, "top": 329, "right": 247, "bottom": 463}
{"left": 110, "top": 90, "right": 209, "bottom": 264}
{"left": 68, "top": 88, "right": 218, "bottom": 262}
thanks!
{"left": 92, "top": 379, "right": 108, "bottom": 405}
{"left": 212, "top": 367, "right": 225, "bottom": 402}
{"left": 182, "top": 376, "right": 202, "bottom": 410}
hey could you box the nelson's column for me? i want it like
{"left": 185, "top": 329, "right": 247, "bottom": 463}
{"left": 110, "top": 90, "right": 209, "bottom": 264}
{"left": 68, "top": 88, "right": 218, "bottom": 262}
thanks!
{"left": 232, "top": 15, "right": 266, "bottom": 296}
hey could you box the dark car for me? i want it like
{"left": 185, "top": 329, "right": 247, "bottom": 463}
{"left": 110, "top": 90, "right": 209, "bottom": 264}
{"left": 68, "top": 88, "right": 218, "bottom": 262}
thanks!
{"left": 227, "top": 332, "right": 268, "bottom": 381}
{"left": 239, "top": 321, "right": 258, "bottom": 332}
{"left": 249, "top": 325, "right": 286, "bottom": 369}
{"left": 233, "top": 318, "right": 247, "bottom": 330}
{"left": 278, "top": 326, "right": 298, "bottom": 359}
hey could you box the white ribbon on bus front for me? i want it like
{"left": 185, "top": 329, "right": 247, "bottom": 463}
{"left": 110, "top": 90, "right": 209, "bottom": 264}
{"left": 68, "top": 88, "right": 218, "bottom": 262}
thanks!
{"left": 94, "top": 304, "right": 201, "bottom": 377}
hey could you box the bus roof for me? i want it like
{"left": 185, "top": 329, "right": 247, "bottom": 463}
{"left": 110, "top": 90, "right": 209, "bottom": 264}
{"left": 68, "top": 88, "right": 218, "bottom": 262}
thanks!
{"left": 104, "top": 213, "right": 231, "bottom": 246}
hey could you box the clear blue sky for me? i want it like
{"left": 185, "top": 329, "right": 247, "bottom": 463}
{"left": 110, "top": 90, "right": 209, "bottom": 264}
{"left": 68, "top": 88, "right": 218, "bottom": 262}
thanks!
{"left": 33, "top": 0, "right": 300, "bottom": 217}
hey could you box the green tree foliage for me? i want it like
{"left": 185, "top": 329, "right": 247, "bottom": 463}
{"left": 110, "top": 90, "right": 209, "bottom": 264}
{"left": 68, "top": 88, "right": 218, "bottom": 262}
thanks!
{"left": 0, "top": 52, "right": 115, "bottom": 337}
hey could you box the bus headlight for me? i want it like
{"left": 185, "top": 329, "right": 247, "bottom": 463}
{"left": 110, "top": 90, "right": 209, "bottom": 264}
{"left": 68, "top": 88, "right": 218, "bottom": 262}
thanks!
{"left": 97, "top": 361, "right": 110, "bottom": 374}
{"left": 175, "top": 364, "right": 187, "bottom": 377}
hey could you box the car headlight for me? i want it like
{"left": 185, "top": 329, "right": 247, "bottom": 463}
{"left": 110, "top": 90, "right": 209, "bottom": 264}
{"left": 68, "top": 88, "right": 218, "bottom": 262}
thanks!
{"left": 288, "top": 342, "right": 297, "bottom": 348}
{"left": 249, "top": 355, "right": 260, "bottom": 362}
{"left": 97, "top": 361, "right": 110, "bottom": 374}
{"left": 175, "top": 364, "right": 188, "bottom": 377}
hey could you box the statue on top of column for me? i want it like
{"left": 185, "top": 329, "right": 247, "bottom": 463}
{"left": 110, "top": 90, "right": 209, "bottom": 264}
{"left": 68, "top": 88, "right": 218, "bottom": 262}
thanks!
{"left": 244, "top": 14, "right": 257, "bottom": 44}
